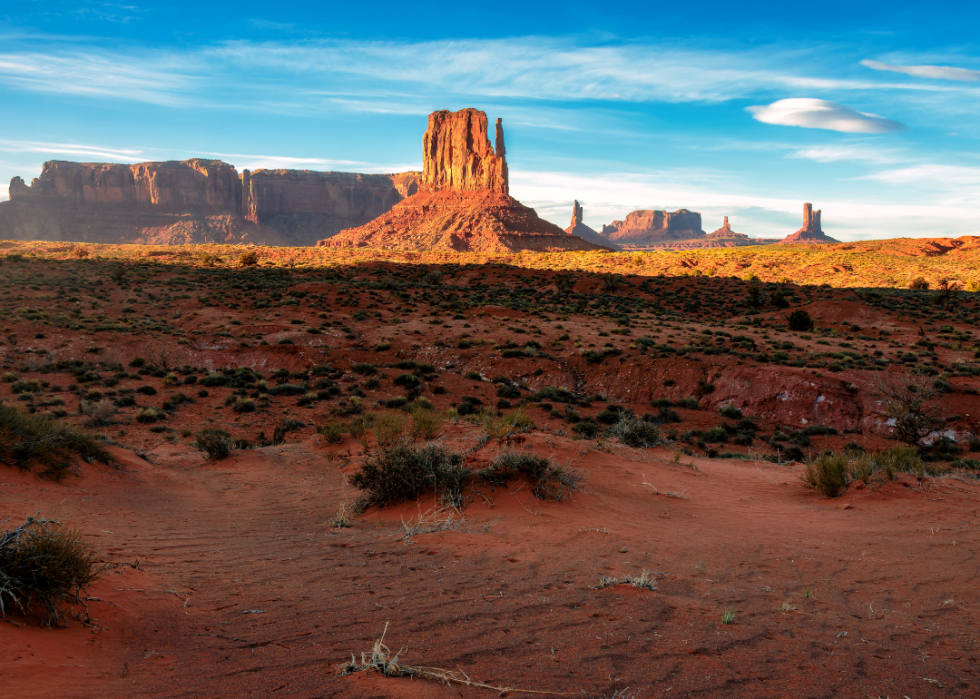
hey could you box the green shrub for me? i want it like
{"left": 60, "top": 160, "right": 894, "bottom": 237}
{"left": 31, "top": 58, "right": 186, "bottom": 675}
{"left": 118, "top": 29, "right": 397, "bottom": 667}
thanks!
{"left": 803, "top": 453, "right": 849, "bottom": 497}
{"left": 607, "top": 415, "right": 661, "bottom": 448}
{"left": 0, "top": 406, "right": 111, "bottom": 480}
{"left": 317, "top": 422, "right": 346, "bottom": 444}
{"left": 135, "top": 407, "right": 158, "bottom": 423}
{"left": 231, "top": 397, "right": 257, "bottom": 413}
{"left": 350, "top": 362, "right": 377, "bottom": 376}
{"left": 788, "top": 310, "right": 814, "bottom": 331}
{"left": 676, "top": 397, "right": 700, "bottom": 410}
{"left": 349, "top": 445, "right": 468, "bottom": 507}
{"left": 478, "top": 450, "right": 582, "bottom": 501}
{"left": 719, "top": 404, "right": 742, "bottom": 419}
{"left": 194, "top": 428, "right": 232, "bottom": 461}
{"left": 0, "top": 515, "right": 104, "bottom": 627}
{"left": 239, "top": 250, "right": 259, "bottom": 266}
{"left": 572, "top": 419, "right": 600, "bottom": 439}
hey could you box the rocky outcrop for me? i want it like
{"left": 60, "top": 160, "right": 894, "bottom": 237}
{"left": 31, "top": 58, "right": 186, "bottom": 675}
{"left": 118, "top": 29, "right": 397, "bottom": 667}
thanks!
{"left": 705, "top": 216, "right": 749, "bottom": 239}
{"left": 565, "top": 200, "right": 620, "bottom": 250}
{"left": 1, "top": 160, "right": 420, "bottom": 246}
{"left": 242, "top": 169, "right": 419, "bottom": 244}
{"left": 421, "top": 109, "right": 508, "bottom": 194}
{"left": 600, "top": 209, "right": 705, "bottom": 247}
{"left": 322, "top": 109, "right": 609, "bottom": 253}
{"left": 779, "top": 203, "right": 839, "bottom": 244}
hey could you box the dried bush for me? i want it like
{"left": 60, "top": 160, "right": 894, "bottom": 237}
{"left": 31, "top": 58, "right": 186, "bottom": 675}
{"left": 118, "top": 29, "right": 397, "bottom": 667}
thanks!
{"left": 0, "top": 515, "right": 104, "bottom": 627}
{"left": 410, "top": 408, "right": 443, "bottom": 440}
{"left": 0, "top": 405, "right": 111, "bottom": 481}
{"left": 802, "top": 453, "right": 849, "bottom": 497}
{"left": 349, "top": 445, "right": 468, "bottom": 507}
{"left": 194, "top": 428, "right": 232, "bottom": 461}
{"left": 317, "top": 422, "right": 346, "bottom": 444}
{"left": 477, "top": 450, "right": 582, "bottom": 501}
{"left": 78, "top": 399, "right": 117, "bottom": 427}
{"left": 373, "top": 412, "right": 407, "bottom": 449}
{"left": 872, "top": 374, "right": 943, "bottom": 445}
{"left": 238, "top": 250, "right": 259, "bottom": 266}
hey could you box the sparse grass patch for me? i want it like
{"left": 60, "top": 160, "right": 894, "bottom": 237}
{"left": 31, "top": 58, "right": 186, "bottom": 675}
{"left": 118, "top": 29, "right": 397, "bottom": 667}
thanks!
{"left": 0, "top": 405, "right": 111, "bottom": 480}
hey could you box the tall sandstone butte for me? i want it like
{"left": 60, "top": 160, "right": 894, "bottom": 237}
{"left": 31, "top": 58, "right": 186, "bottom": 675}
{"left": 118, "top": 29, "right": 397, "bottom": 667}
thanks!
{"left": 1, "top": 159, "right": 420, "bottom": 246}
{"left": 779, "top": 203, "right": 839, "bottom": 244}
{"left": 321, "top": 109, "right": 609, "bottom": 253}
{"left": 565, "top": 200, "right": 620, "bottom": 250}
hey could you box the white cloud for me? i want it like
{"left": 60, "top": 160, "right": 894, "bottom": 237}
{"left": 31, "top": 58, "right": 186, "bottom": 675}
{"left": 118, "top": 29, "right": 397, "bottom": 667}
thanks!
{"left": 862, "top": 60, "right": 980, "bottom": 82}
{"left": 510, "top": 169, "right": 980, "bottom": 241}
{"left": 200, "top": 151, "right": 420, "bottom": 173}
{"left": 1, "top": 36, "right": 974, "bottom": 111}
{"left": 0, "top": 52, "right": 196, "bottom": 106}
{"left": 788, "top": 145, "right": 902, "bottom": 164}
{"left": 747, "top": 98, "right": 905, "bottom": 133}
{"left": 0, "top": 140, "right": 145, "bottom": 162}
{"left": 860, "top": 164, "right": 980, "bottom": 208}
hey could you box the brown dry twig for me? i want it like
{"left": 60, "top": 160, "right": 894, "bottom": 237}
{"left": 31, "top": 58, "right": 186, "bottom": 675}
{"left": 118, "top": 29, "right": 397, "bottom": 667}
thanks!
{"left": 340, "top": 622, "right": 575, "bottom": 694}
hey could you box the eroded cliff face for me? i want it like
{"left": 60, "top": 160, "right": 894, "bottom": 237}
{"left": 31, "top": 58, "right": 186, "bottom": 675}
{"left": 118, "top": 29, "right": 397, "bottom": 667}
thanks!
{"left": 2, "top": 160, "right": 420, "bottom": 246}
{"left": 323, "top": 109, "right": 606, "bottom": 253}
{"left": 601, "top": 209, "right": 705, "bottom": 246}
{"left": 421, "top": 109, "right": 508, "bottom": 194}
{"left": 242, "top": 169, "right": 419, "bottom": 244}
{"left": 10, "top": 160, "right": 242, "bottom": 212}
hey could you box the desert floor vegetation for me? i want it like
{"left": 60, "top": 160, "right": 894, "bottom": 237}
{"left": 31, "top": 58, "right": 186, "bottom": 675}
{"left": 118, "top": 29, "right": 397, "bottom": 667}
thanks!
{"left": 3, "top": 240, "right": 980, "bottom": 697}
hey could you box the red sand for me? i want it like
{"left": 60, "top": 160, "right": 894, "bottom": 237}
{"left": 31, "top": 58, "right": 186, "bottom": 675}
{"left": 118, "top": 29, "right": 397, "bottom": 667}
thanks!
{"left": 3, "top": 433, "right": 979, "bottom": 698}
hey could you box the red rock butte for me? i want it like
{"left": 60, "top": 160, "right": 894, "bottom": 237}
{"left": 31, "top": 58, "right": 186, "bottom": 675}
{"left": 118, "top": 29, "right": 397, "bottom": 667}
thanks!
{"left": 565, "top": 199, "right": 620, "bottom": 250}
{"left": 320, "top": 109, "right": 610, "bottom": 253}
{"left": 779, "top": 202, "right": 839, "bottom": 244}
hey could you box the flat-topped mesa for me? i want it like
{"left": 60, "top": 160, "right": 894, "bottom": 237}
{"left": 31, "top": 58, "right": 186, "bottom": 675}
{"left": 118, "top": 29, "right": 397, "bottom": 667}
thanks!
{"left": 601, "top": 209, "right": 705, "bottom": 247}
{"left": 9, "top": 159, "right": 242, "bottom": 213}
{"left": 421, "top": 109, "right": 508, "bottom": 194}
{"left": 2, "top": 159, "right": 420, "bottom": 245}
{"left": 779, "top": 202, "right": 839, "bottom": 244}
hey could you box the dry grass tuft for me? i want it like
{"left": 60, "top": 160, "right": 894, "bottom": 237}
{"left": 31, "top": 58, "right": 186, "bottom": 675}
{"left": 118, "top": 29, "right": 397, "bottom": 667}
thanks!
{"left": 0, "top": 515, "right": 105, "bottom": 627}
{"left": 395, "top": 506, "right": 493, "bottom": 541}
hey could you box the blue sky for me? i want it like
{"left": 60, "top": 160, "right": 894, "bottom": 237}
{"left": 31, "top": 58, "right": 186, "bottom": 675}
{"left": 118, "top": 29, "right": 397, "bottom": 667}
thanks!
{"left": 1, "top": 0, "right": 979, "bottom": 240}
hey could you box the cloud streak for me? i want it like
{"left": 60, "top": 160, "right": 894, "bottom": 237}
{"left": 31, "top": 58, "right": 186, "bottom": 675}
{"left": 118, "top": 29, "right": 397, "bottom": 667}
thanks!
{"left": 0, "top": 36, "right": 975, "bottom": 113}
{"left": 747, "top": 99, "right": 905, "bottom": 133}
{"left": 0, "top": 140, "right": 145, "bottom": 161}
{"left": 862, "top": 60, "right": 980, "bottom": 82}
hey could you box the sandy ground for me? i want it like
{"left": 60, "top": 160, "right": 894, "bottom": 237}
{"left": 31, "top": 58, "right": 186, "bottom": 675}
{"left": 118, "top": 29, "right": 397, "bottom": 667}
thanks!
{"left": 3, "top": 431, "right": 978, "bottom": 698}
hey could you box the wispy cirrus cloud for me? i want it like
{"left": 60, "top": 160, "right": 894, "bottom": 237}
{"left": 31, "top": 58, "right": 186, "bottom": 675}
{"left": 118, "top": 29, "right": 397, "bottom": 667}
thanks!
{"left": 862, "top": 59, "right": 980, "bottom": 82}
{"left": 0, "top": 51, "right": 196, "bottom": 106}
{"left": 0, "top": 140, "right": 145, "bottom": 161}
{"left": 788, "top": 144, "right": 904, "bottom": 164}
{"left": 747, "top": 98, "right": 905, "bottom": 133}
{"left": 200, "top": 151, "right": 419, "bottom": 172}
{"left": 0, "top": 36, "right": 974, "bottom": 114}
